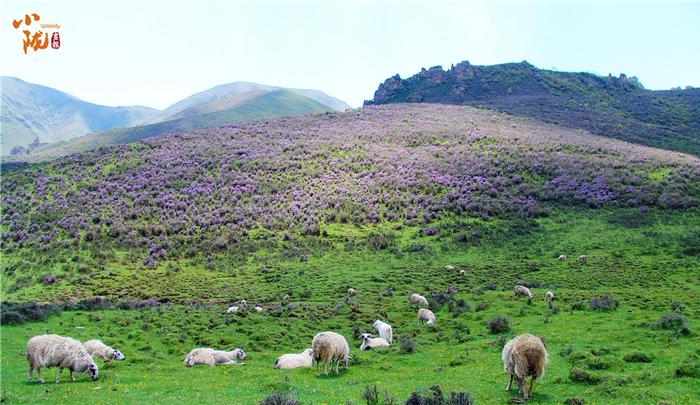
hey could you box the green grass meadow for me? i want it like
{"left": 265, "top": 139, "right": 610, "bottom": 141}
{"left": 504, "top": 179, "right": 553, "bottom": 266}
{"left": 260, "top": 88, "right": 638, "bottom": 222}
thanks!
{"left": 2, "top": 207, "right": 699, "bottom": 404}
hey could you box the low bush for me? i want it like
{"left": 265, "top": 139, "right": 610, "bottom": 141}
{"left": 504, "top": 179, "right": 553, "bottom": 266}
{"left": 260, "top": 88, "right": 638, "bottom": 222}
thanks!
{"left": 589, "top": 295, "right": 619, "bottom": 311}
{"left": 675, "top": 355, "right": 700, "bottom": 378}
{"left": 404, "top": 385, "right": 473, "bottom": 405}
{"left": 569, "top": 367, "right": 602, "bottom": 384}
{"left": 260, "top": 391, "right": 299, "bottom": 405}
{"left": 0, "top": 311, "right": 25, "bottom": 325}
{"left": 487, "top": 315, "right": 511, "bottom": 334}
{"left": 623, "top": 352, "right": 653, "bottom": 363}
{"left": 399, "top": 335, "right": 415, "bottom": 354}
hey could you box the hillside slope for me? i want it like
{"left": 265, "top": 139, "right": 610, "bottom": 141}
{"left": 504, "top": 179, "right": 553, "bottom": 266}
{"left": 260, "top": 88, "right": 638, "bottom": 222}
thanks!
{"left": 2, "top": 104, "right": 699, "bottom": 403}
{"left": 365, "top": 61, "right": 700, "bottom": 155}
{"left": 7, "top": 90, "right": 334, "bottom": 163}
{"left": 0, "top": 77, "right": 157, "bottom": 155}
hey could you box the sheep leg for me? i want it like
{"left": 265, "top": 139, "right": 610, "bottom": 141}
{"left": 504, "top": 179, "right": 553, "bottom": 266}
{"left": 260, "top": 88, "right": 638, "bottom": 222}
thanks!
{"left": 517, "top": 377, "right": 524, "bottom": 395}
{"left": 28, "top": 366, "right": 33, "bottom": 382}
{"left": 70, "top": 369, "right": 75, "bottom": 381}
{"left": 37, "top": 368, "right": 44, "bottom": 384}
{"left": 335, "top": 360, "right": 339, "bottom": 374}
{"left": 505, "top": 374, "right": 513, "bottom": 391}
{"left": 323, "top": 362, "right": 328, "bottom": 375}
{"left": 55, "top": 368, "right": 62, "bottom": 383}
{"left": 527, "top": 377, "right": 536, "bottom": 400}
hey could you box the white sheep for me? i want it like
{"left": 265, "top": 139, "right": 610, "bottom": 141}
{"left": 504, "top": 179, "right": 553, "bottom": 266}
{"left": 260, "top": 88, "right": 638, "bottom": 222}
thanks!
{"left": 83, "top": 339, "right": 125, "bottom": 361}
{"left": 360, "top": 333, "right": 390, "bottom": 350}
{"left": 311, "top": 331, "right": 349, "bottom": 375}
{"left": 254, "top": 305, "right": 263, "bottom": 313}
{"left": 409, "top": 293, "right": 429, "bottom": 307}
{"left": 502, "top": 334, "right": 549, "bottom": 400}
{"left": 578, "top": 255, "right": 587, "bottom": 263}
{"left": 372, "top": 319, "right": 393, "bottom": 344}
{"left": 558, "top": 255, "right": 567, "bottom": 261}
{"left": 544, "top": 291, "right": 554, "bottom": 303}
{"left": 459, "top": 270, "right": 466, "bottom": 276}
{"left": 347, "top": 288, "right": 357, "bottom": 296}
{"left": 514, "top": 285, "right": 534, "bottom": 299}
{"left": 226, "top": 306, "right": 240, "bottom": 313}
{"left": 183, "top": 347, "right": 246, "bottom": 367}
{"left": 274, "top": 348, "right": 313, "bottom": 370}
{"left": 282, "top": 294, "right": 290, "bottom": 303}
{"left": 418, "top": 308, "right": 436, "bottom": 324}
{"left": 27, "top": 334, "right": 99, "bottom": 383}
{"left": 444, "top": 265, "right": 455, "bottom": 271}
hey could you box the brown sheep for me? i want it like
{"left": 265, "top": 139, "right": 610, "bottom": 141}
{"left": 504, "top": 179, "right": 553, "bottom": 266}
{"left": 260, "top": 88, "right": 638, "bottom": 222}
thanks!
{"left": 502, "top": 334, "right": 549, "bottom": 400}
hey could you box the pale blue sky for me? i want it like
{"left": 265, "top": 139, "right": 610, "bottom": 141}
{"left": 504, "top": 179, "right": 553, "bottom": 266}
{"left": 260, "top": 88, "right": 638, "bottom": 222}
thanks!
{"left": 2, "top": 1, "right": 699, "bottom": 109}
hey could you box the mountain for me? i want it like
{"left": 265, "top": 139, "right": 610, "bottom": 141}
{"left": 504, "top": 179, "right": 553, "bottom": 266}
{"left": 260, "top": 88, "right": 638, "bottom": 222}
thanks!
{"left": 0, "top": 77, "right": 157, "bottom": 155}
{"left": 365, "top": 61, "right": 700, "bottom": 155}
{"left": 4, "top": 80, "right": 350, "bottom": 162}
{"left": 9, "top": 89, "right": 335, "bottom": 162}
{"left": 144, "top": 81, "right": 349, "bottom": 124}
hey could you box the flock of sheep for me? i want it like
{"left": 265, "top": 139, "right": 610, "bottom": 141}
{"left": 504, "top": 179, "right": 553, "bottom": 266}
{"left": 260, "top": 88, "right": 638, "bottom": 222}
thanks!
{"left": 25, "top": 264, "right": 561, "bottom": 401}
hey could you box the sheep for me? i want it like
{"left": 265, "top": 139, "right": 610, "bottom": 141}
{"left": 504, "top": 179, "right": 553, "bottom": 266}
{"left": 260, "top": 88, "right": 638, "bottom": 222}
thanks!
{"left": 502, "top": 334, "right": 549, "bottom": 400}
{"left": 372, "top": 319, "right": 393, "bottom": 344}
{"left": 360, "top": 333, "right": 390, "bottom": 350}
{"left": 254, "top": 305, "right": 263, "bottom": 313}
{"left": 274, "top": 348, "right": 313, "bottom": 370}
{"left": 226, "top": 306, "right": 240, "bottom": 313}
{"left": 311, "top": 331, "right": 349, "bottom": 375}
{"left": 558, "top": 255, "right": 566, "bottom": 261}
{"left": 544, "top": 291, "right": 554, "bottom": 303}
{"left": 347, "top": 288, "right": 357, "bottom": 296}
{"left": 444, "top": 265, "right": 455, "bottom": 271}
{"left": 27, "top": 334, "right": 99, "bottom": 383}
{"left": 514, "top": 285, "right": 534, "bottom": 299}
{"left": 183, "top": 347, "right": 246, "bottom": 367}
{"left": 409, "top": 293, "right": 429, "bottom": 307}
{"left": 459, "top": 270, "right": 466, "bottom": 276}
{"left": 83, "top": 339, "right": 125, "bottom": 361}
{"left": 417, "top": 308, "right": 436, "bottom": 324}
{"left": 282, "top": 294, "right": 290, "bottom": 303}
{"left": 578, "top": 255, "right": 587, "bottom": 263}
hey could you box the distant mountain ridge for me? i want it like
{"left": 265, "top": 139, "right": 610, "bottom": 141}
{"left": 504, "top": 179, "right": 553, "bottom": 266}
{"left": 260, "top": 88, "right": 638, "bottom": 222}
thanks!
{"left": 365, "top": 61, "right": 700, "bottom": 155}
{"left": 2, "top": 78, "right": 350, "bottom": 160}
{"left": 1, "top": 77, "right": 157, "bottom": 155}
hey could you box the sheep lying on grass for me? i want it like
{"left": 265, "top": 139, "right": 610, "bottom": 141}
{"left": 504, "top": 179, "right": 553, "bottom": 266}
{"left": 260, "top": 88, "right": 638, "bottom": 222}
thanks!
{"left": 409, "top": 293, "right": 429, "bottom": 307}
{"left": 83, "top": 339, "right": 125, "bottom": 361}
{"left": 418, "top": 308, "right": 436, "bottom": 324}
{"left": 373, "top": 319, "right": 393, "bottom": 344}
{"left": 311, "top": 331, "right": 349, "bottom": 375}
{"left": 514, "top": 285, "right": 534, "bottom": 299}
{"left": 459, "top": 270, "right": 466, "bottom": 276}
{"left": 347, "top": 288, "right": 357, "bottom": 296}
{"left": 558, "top": 255, "right": 566, "bottom": 261}
{"left": 502, "top": 334, "right": 549, "bottom": 400}
{"left": 444, "top": 265, "right": 455, "bottom": 271}
{"left": 274, "top": 349, "right": 313, "bottom": 369}
{"left": 360, "top": 333, "right": 390, "bottom": 350}
{"left": 183, "top": 347, "right": 246, "bottom": 367}
{"left": 578, "top": 255, "right": 587, "bottom": 263}
{"left": 27, "top": 334, "right": 99, "bottom": 383}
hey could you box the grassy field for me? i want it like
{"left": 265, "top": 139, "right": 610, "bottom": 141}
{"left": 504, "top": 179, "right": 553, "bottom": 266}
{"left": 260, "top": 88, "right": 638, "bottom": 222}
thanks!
{"left": 2, "top": 207, "right": 699, "bottom": 404}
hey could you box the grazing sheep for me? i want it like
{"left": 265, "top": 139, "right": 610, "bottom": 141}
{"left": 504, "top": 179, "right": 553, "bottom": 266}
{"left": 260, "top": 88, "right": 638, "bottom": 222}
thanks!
{"left": 254, "top": 305, "right": 263, "bottom": 313}
{"left": 578, "top": 255, "right": 587, "bottom": 263}
{"left": 226, "top": 306, "right": 240, "bottom": 313}
{"left": 183, "top": 347, "right": 246, "bottom": 367}
{"left": 282, "top": 294, "right": 290, "bottom": 303}
{"left": 544, "top": 291, "right": 554, "bottom": 303}
{"left": 347, "top": 288, "right": 357, "bottom": 296}
{"left": 372, "top": 319, "right": 393, "bottom": 344}
{"left": 502, "top": 334, "right": 549, "bottom": 400}
{"left": 417, "top": 308, "right": 436, "bottom": 324}
{"left": 558, "top": 255, "right": 566, "bottom": 261}
{"left": 83, "top": 339, "right": 125, "bottom": 361}
{"left": 359, "top": 334, "right": 390, "bottom": 350}
{"left": 274, "top": 348, "right": 313, "bottom": 370}
{"left": 514, "top": 285, "right": 534, "bottom": 299}
{"left": 27, "top": 334, "right": 99, "bottom": 383}
{"left": 459, "top": 270, "right": 466, "bottom": 276}
{"left": 444, "top": 265, "right": 455, "bottom": 271}
{"left": 409, "top": 293, "right": 429, "bottom": 307}
{"left": 311, "top": 331, "right": 349, "bottom": 375}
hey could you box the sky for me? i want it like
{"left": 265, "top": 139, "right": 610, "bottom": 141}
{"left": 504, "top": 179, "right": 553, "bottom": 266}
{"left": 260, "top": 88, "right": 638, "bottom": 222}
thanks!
{"left": 2, "top": 1, "right": 699, "bottom": 109}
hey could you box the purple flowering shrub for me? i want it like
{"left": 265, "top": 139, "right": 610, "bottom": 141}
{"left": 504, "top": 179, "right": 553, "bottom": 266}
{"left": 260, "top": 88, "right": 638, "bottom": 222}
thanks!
{"left": 2, "top": 104, "right": 698, "bottom": 267}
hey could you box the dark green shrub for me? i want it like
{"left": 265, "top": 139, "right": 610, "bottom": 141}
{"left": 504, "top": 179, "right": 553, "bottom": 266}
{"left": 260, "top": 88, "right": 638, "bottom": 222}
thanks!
{"left": 623, "top": 352, "right": 653, "bottom": 363}
{"left": 260, "top": 391, "right": 299, "bottom": 405}
{"left": 0, "top": 311, "right": 25, "bottom": 325}
{"left": 569, "top": 367, "right": 602, "bottom": 384}
{"left": 399, "top": 335, "right": 415, "bottom": 354}
{"left": 404, "top": 385, "right": 473, "bottom": 405}
{"left": 487, "top": 315, "right": 510, "bottom": 334}
{"left": 589, "top": 295, "right": 619, "bottom": 311}
{"left": 654, "top": 313, "right": 689, "bottom": 332}
{"left": 675, "top": 356, "right": 700, "bottom": 378}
